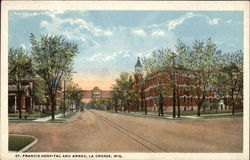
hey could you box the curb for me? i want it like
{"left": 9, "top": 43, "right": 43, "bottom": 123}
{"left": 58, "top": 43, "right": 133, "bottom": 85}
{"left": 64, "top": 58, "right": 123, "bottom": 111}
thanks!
{"left": 9, "top": 134, "right": 38, "bottom": 152}
{"left": 103, "top": 110, "right": 243, "bottom": 121}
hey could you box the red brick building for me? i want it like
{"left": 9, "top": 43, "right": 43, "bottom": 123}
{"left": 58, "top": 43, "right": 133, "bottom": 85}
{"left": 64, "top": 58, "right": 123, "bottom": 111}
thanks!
{"left": 8, "top": 80, "right": 62, "bottom": 113}
{"left": 134, "top": 57, "right": 243, "bottom": 112}
{"left": 81, "top": 86, "right": 113, "bottom": 104}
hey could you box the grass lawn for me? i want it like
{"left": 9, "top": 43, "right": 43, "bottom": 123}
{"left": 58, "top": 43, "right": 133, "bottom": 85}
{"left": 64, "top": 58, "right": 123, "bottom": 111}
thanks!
{"left": 9, "top": 110, "right": 63, "bottom": 118}
{"left": 48, "top": 119, "right": 65, "bottom": 122}
{"left": 9, "top": 135, "right": 35, "bottom": 151}
{"left": 9, "top": 118, "right": 36, "bottom": 121}
{"left": 201, "top": 114, "right": 243, "bottom": 118}
{"left": 122, "top": 109, "right": 243, "bottom": 116}
{"left": 59, "top": 111, "right": 77, "bottom": 119}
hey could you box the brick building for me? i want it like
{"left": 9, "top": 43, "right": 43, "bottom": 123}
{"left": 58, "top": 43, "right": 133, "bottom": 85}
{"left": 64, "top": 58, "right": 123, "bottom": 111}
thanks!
{"left": 81, "top": 86, "right": 113, "bottom": 104}
{"left": 8, "top": 80, "right": 62, "bottom": 113}
{"left": 133, "top": 57, "right": 243, "bottom": 112}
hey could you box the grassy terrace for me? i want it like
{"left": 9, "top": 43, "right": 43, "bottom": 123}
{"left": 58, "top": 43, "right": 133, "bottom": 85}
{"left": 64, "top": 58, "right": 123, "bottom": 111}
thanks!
{"left": 9, "top": 135, "right": 35, "bottom": 151}
{"left": 59, "top": 111, "right": 77, "bottom": 118}
{"left": 9, "top": 110, "right": 63, "bottom": 118}
{"left": 48, "top": 111, "right": 78, "bottom": 122}
{"left": 108, "top": 109, "right": 243, "bottom": 118}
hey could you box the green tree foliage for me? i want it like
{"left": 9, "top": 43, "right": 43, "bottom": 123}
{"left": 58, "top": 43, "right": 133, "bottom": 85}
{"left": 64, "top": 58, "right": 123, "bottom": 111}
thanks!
{"left": 111, "top": 72, "right": 139, "bottom": 112}
{"left": 30, "top": 34, "right": 79, "bottom": 119}
{"left": 142, "top": 38, "right": 243, "bottom": 116}
{"left": 189, "top": 38, "right": 222, "bottom": 116}
{"left": 91, "top": 99, "right": 114, "bottom": 111}
{"left": 66, "top": 81, "right": 83, "bottom": 112}
{"left": 8, "top": 47, "right": 34, "bottom": 118}
{"left": 222, "top": 50, "right": 243, "bottom": 114}
{"left": 33, "top": 77, "right": 46, "bottom": 105}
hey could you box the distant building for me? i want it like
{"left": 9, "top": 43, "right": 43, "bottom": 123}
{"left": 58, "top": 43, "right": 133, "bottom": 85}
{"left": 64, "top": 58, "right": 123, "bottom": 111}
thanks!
{"left": 81, "top": 86, "right": 113, "bottom": 104}
{"left": 133, "top": 57, "right": 243, "bottom": 112}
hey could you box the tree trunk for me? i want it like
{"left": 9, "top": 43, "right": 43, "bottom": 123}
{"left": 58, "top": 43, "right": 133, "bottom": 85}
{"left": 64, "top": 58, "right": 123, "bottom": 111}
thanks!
{"left": 197, "top": 100, "right": 202, "bottom": 116}
{"left": 173, "top": 90, "right": 176, "bottom": 118}
{"left": 177, "top": 96, "right": 180, "bottom": 118}
{"left": 115, "top": 99, "right": 118, "bottom": 112}
{"left": 51, "top": 95, "right": 56, "bottom": 119}
{"left": 18, "top": 93, "right": 22, "bottom": 119}
{"left": 173, "top": 84, "right": 176, "bottom": 118}
{"left": 231, "top": 88, "right": 235, "bottom": 115}
{"left": 75, "top": 100, "right": 78, "bottom": 112}
{"left": 144, "top": 100, "right": 147, "bottom": 115}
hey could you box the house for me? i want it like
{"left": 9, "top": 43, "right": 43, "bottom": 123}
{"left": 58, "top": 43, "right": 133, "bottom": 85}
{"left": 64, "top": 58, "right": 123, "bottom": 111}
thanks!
{"left": 8, "top": 80, "right": 62, "bottom": 113}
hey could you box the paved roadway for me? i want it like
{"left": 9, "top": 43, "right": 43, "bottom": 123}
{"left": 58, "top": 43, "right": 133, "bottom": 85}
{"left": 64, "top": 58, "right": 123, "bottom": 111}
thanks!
{"left": 9, "top": 109, "right": 243, "bottom": 152}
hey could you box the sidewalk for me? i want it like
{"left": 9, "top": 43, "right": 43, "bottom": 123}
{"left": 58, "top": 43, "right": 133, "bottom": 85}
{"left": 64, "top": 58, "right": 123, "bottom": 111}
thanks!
{"left": 111, "top": 111, "right": 243, "bottom": 120}
{"left": 33, "top": 112, "right": 69, "bottom": 122}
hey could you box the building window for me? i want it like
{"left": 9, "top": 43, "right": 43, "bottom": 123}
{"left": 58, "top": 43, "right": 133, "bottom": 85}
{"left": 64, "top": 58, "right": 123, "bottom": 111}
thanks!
{"left": 190, "top": 96, "right": 193, "bottom": 103}
{"left": 183, "top": 96, "right": 186, "bottom": 103}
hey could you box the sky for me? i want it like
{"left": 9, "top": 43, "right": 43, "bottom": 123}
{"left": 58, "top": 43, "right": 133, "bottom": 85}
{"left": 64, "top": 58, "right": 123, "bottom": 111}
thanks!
{"left": 9, "top": 10, "right": 243, "bottom": 90}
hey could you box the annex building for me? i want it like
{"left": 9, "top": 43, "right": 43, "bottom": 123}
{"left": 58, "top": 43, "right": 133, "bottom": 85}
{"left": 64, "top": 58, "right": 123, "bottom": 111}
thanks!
{"left": 81, "top": 86, "right": 113, "bottom": 104}
{"left": 133, "top": 57, "right": 243, "bottom": 112}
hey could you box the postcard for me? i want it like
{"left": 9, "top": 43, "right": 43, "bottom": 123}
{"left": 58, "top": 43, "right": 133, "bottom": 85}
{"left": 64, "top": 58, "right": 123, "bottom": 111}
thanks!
{"left": 1, "top": 1, "right": 249, "bottom": 160}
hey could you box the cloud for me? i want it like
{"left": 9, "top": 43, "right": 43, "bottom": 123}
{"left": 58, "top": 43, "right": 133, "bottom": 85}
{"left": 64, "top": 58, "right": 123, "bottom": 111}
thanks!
{"left": 20, "top": 43, "right": 26, "bottom": 50}
{"left": 215, "top": 40, "right": 224, "bottom": 45}
{"left": 228, "top": 43, "right": 235, "bottom": 47}
{"left": 123, "top": 53, "right": 130, "bottom": 57}
{"left": 168, "top": 12, "right": 196, "bottom": 30}
{"left": 167, "top": 12, "right": 226, "bottom": 30}
{"left": 85, "top": 53, "right": 103, "bottom": 61}
{"left": 208, "top": 18, "right": 220, "bottom": 25}
{"left": 152, "top": 30, "right": 166, "bottom": 36}
{"left": 40, "top": 20, "right": 48, "bottom": 28}
{"left": 136, "top": 51, "right": 152, "bottom": 58}
{"left": 84, "top": 50, "right": 132, "bottom": 62}
{"left": 132, "top": 29, "right": 146, "bottom": 36}
{"left": 10, "top": 10, "right": 66, "bottom": 20}
{"left": 38, "top": 13, "right": 113, "bottom": 49}
{"left": 102, "top": 55, "right": 115, "bottom": 61}
{"left": 147, "top": 24, "right": 162, "bottom": 28}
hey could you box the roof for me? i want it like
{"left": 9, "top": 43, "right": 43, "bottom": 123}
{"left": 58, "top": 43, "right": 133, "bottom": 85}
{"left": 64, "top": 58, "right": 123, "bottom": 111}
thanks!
{"left": 135, "top": 57, "right": 142, "bottom": 67}
{"left": 8, "top": 85, "right": 30, "bottom": 92}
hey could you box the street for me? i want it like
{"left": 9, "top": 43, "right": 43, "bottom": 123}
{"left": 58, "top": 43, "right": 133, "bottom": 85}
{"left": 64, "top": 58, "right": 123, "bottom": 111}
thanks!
{"left": 9, "top": 109, "right": 243, "bottom": 152}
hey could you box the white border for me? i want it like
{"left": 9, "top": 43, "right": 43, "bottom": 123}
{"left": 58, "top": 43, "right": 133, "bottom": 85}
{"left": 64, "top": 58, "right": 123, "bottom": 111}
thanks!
{"left": 1, "top": 1, "right": 249, "bottom": 160}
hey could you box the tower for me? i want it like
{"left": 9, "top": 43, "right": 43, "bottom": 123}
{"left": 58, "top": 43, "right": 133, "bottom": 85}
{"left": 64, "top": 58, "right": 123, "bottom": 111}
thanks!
{"left": 134, "top": 57, "right": 143, "bottom": 83}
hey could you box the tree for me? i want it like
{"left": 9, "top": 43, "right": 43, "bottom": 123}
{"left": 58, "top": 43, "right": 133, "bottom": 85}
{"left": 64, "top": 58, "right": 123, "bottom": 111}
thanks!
{"left": 189, "top": 38, "right": 222, "bottom": 116}
{"left": 33, "top": 77, "right": 46, "bottom": 111}
{"left": 30, "top": 34, "right": 79, "bottom": 119}
{"left": 8, "top": 47, "right": 34, "bottom": 118}
{"left": 66, "top": 82, "right": 84, "bottom": 112}
{"left": 142, "top": 38, "right": 224, "bottom": 117}
{"left": 143, "top": 48, "right": 177, "bottom": 117}
{"left": 111, "top": 72, "right": 138, "bottom": 112}
{"left": 222, "top": 50, "right": 243, "bottom": 114}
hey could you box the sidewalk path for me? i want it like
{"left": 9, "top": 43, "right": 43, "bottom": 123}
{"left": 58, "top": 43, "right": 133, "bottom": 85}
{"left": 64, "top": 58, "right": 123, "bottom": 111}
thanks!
{"left": 33, "top": 112, "right": 68, "bottom": 122}
{"left": 115, "top": 111, "right": 243, "bottom": 120}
